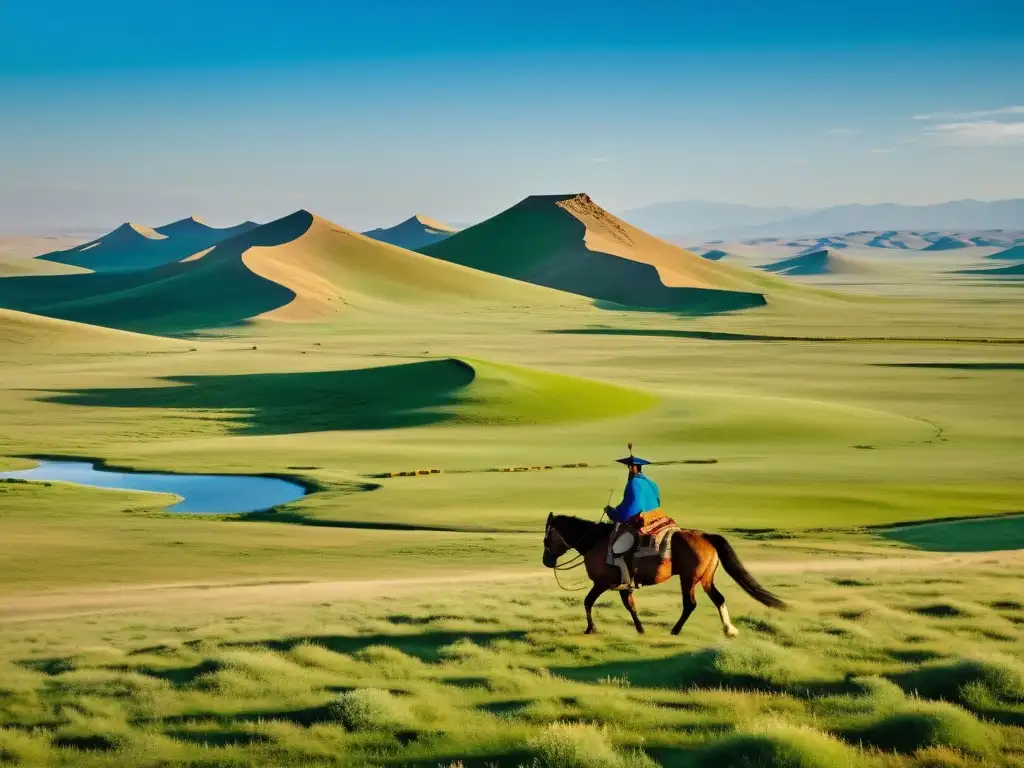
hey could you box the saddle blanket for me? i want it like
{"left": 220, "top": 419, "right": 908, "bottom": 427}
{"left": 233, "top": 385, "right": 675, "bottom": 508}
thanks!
{"left": 607, "top": 511, "right": 680, "bottom": 564}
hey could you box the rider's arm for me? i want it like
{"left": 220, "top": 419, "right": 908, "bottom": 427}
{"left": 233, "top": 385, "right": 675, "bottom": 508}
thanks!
{"left": 609, "top": 478, "right": 639, "bottom": 523}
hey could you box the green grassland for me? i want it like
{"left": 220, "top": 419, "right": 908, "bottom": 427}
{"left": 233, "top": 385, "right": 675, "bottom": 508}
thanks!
{"left": 0, "top": 244, "right": 1023, "bottom": 766}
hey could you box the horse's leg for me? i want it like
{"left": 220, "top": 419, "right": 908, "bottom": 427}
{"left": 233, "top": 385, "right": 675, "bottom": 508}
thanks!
{"left": 583, "top": 584, "right": 607, "bottom": 635}
{"left": 704, "top": 578, "right": 739, "bottom": 638}
{"left": 619, "top": 590, "right": 644, "bottom": 635}
{"left": 670, "top": 580, "right": 697, "bottom": 635}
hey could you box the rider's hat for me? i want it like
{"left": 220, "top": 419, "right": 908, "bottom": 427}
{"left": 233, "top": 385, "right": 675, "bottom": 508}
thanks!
{"left": 615, "top": 442, "right": 650, "bottom": 466}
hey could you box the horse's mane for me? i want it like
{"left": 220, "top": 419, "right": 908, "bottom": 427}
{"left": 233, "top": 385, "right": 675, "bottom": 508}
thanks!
{"left": 550, "top": 514, "right": 613, "bottom": 551}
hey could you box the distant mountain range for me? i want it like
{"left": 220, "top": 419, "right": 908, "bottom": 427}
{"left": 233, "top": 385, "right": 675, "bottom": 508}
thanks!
{"left": 623, "top": 199, "right": 1024, "bottom": 239}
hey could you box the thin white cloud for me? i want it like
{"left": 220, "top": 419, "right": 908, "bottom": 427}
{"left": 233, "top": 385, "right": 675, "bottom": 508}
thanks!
{"left": 827, "top": 128, "right": 858, "bottom": 136}
{"left": 927, "top": 120, "right": 1024, "bottom": 146}
{"left": 914, "top": 105, "right": 1024, "bottom": 121}
{"left": 870, "top": 148, "right": 894, "bottom": 154}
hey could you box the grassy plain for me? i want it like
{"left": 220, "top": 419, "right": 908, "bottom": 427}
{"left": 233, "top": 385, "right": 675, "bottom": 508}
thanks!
{"left": 0, "top": 262, "right": 1022, "bottom": 766}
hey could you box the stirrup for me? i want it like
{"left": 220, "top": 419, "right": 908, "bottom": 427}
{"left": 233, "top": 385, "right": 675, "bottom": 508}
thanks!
{"left": 615, "top": 574, "right": 638, "bottom": 591}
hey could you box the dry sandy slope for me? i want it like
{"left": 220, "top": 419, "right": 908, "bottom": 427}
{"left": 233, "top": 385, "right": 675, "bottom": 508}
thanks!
{"left": 0, "top": 211, "right": 581, "bottom": 334}
{"left": 557, "top": 194, "right": 768, "bottom": 292}
{"left": 233, "top": 211, "right": 581, "bottom": 321}
{"left": 0, "top": 307, "right": 188, "bottom": 352}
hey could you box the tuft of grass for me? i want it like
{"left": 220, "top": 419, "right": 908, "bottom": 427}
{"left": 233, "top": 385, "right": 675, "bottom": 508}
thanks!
{"left": 892, "top": 655, "right": 1024, "bottom": 706}
{"left": 529, "top": 723, "right": 656, "bottom": 768}
{"left": 845, "top": 700, "right": 992, "bottom": 755}
{"left": 0, "top": 727, "right": 54, "bottom": 765}
{"left": 813, "top": 675, "right": 907, "bottom": 718}
{"left": 328, "top": 688, "right": 415, "bottom": 731}
{"left": 711, "top": 638, "right": 823, "bottom": 691}
{"left": 699, "top": 721, "right": 856, "bottom": 768}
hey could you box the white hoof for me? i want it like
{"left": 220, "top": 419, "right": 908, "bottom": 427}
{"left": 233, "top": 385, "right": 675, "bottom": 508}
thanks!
{"left": 724, "top": 625, "right": 739, "bottom": 638}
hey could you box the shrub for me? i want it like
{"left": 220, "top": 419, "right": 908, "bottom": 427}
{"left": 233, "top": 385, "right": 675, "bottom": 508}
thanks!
{"left": 711, "top": 639, "right": 821, "bottom": 690}
{"left": 329, "top": 688, "right": 414, "bottom": 731}
{"left": 529, "top": 723, "right": 655, "bottom": 768}
{"left": 847, "top": 700, "right": 991, "bottom": 755}
{"left": 700, "top": 722, "right": 855, "bottom": 768}
{"left": 895, "top": 656, "right": 1024, "bottom": 705}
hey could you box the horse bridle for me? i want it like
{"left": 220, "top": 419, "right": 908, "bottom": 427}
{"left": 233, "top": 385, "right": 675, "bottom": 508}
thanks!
{"left": 544, "top": 517, "right": 588, "bottom": 571}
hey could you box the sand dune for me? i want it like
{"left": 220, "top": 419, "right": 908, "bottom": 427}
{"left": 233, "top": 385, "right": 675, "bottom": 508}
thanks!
{"left": 759, "top": 249, "right": 898, "bottom": 277}
{"left": 229, "top": 211, "right": 571, "bottom": 321}
{"left": 36, "top": 217, "right": 260, "bottom": 273}
{"left": 363, "top": 214, "right": 458, "bottom": 250}
{"left": 0, "top": 210, "right": 578, "bottom": 334}
{"left": 0, "top": 308, "right": 186, "bottom": 352}
{"left": 420, "top": 193, "right": 774, "bottom": 313}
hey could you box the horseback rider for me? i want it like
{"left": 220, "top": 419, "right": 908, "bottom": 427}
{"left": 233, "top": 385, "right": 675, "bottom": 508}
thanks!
{"left": 604, "top": 446, "right": 661, "bottom": 589}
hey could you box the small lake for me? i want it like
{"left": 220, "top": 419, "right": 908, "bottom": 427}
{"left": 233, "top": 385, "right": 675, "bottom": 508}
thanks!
{"left": 0, "top": 459, "right": 307, "bottom": 514}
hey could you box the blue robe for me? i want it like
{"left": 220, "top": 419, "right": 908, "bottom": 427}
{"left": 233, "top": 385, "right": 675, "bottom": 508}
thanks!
{"left": 608, "top": 474, "right": 661, "bottom": 523}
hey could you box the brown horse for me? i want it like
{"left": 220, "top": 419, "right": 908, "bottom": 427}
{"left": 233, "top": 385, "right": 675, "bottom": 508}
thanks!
{"left": 542, "top": 513, "right": 785, "bottom": 635}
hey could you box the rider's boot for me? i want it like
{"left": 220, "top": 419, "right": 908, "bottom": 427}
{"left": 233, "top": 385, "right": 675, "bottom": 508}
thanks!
{"left": 615, "top": 557, "right": 635, "bottom": 590}
{"left": 626, "top": 553, "right": 639, "bottom": 589}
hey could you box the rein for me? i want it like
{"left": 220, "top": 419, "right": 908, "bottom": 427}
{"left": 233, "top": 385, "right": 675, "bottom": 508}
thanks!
{"left": 546, "top": 510, "right": 610, "bottom": 592}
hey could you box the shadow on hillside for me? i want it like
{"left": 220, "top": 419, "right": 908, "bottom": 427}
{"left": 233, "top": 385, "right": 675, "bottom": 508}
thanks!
{"left": 548, "top": 328, "right": 1024, "bottom": 344}
{"left": 40, "top": 359, "right": 474, "bottom": 435}
{"left": 551, "top": 648, "right": 856, "bottom": 697}
{"left": 548, "top": 327, "right": 793, "bottom": 342}
{"left": 236, "top": 509, "right": 516, "bottom": 534}
{"left": 420, "top": 199, "right": 766, "bottom": 314}
{"left": 592, "top": 288, "right": 766, "bottom": 316}
{"left": 874, "top": 362, "right": 1024, "bottom": 370}
{"left": 880, "top": 514, "right": 1024, "bottom": 553}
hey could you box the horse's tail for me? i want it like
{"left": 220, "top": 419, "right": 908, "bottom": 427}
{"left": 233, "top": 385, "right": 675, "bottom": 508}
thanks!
{"left": 705, "top": 533, "right": 787, "bottom": 610}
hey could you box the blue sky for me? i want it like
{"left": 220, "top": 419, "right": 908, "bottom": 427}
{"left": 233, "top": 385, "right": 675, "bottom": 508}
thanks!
{"left": 2, "top": 0, "right": 1023, "bottom": 230}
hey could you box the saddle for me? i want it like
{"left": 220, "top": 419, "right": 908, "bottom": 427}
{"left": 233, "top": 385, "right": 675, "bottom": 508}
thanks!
{"left": 607, "top": 509, "right": 680, "bottom": 564}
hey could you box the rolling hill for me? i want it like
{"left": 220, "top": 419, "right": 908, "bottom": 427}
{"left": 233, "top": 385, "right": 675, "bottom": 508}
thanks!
{"left": 0, "top": 308, "right": 187, "bottom": 352}
{"left": 363, "top": 214, "right": 458, "bottom": 250}
{"left": 735, "top": 230, "right": 1024, "bottom": 253}
{"left": 988, "top": 244, "right": 1024, "bottom": 261}
{"left": 923, "top": 236, "right": 973, "bottom": 252}
{"left": 758, "top": 249, "right": 897, "bottom": 277}
{"left": 45, "top": 357, "right": 658, "bottom": 433}
{"left": 35, "top": 216, "right": 260, "bottom": 273}
{"left": 957, "top": 262, "right": 1024, "bottom": 277}
{"left": 0, "top": 210, "right": 579, "bottom": 335}
{"left": 420, "top": 193, "right": 775, "bottom": 313}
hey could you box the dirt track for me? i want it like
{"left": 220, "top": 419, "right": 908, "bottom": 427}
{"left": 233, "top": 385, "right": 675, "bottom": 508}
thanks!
{"left": 1, "top": 550, "right": 1020, "bottom": 624}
